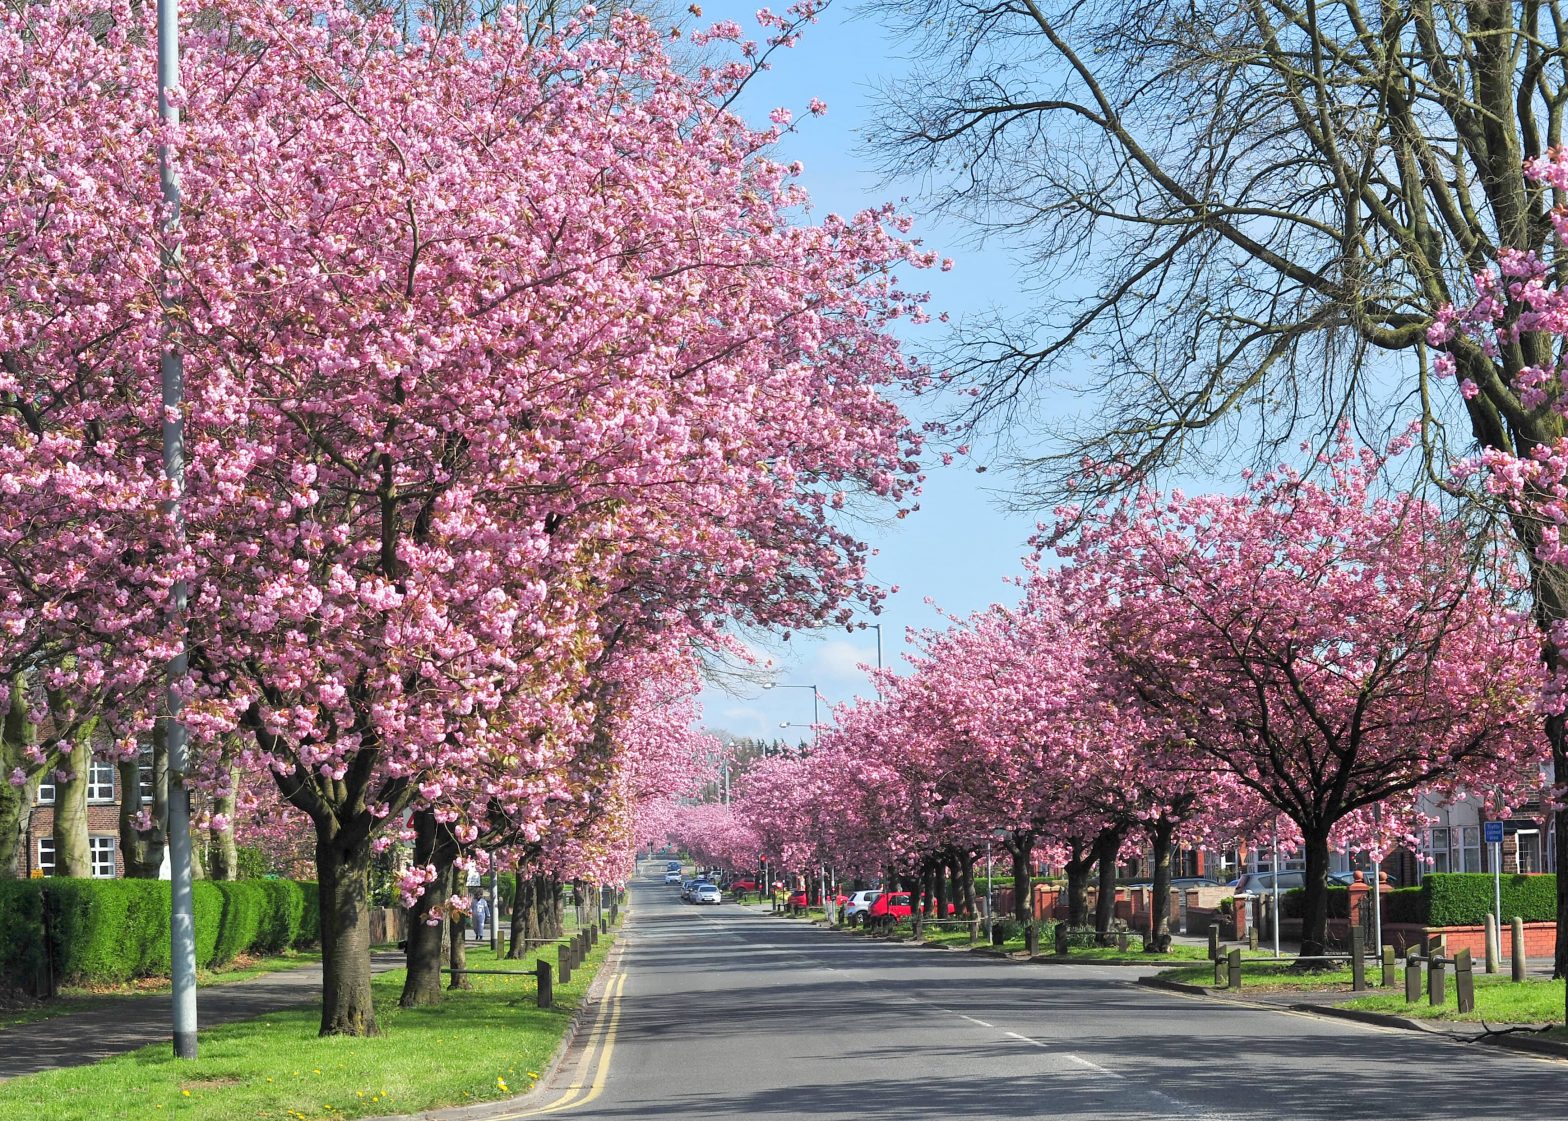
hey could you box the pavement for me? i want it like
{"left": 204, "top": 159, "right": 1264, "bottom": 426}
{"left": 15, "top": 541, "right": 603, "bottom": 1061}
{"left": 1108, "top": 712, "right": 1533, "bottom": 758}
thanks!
{"left": 504, "top": 870, "right": 1568, "bottom": 1120}
{"left": 0, "top": 950, "right": 405, "bottom": 1080}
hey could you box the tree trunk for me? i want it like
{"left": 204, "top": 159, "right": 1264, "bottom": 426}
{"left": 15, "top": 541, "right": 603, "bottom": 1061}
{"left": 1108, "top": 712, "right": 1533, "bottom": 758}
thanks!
{"left": 207, "top": 765, "right": 239, "bottom": 880}
{"left": 0, "top": 675, "right": 42, "bottom": 879}
{"left": 1146, "top": 817, "right": 1175, "bottom": 953}
{"left": 1093, "top": 829, "right": 1122, "bottom": 945}
{"left": 1297, "top": 825, "right": 1333, "bottom": 965}
{"left": 933, "top": 857, "right": 949, "bottom": 922}
{"left": 447, "top": 898, "right": 471, "bottom": 990}
{"left": 118, "top": 755, "right": 163, "bottom": 878}
{"left": 315, "top": 823, "right": 378, "bottom": 1036}
{"left": 52, "top": 721, "right": 94, "bottom": 877}
{"left": 399, "top": 809, "right": 459, "bottom": 1007}
{"left": 960, "top": 850, "right": 976, "bottom": 918}
{"left": 1065, "top": 838, "right": 1093, "bottom": 928}
{"left": 506, "top": 871, "right": 534, "bottom": 960}
{"left": 1010, "top": 834, "right": 1035, "bottom": 922}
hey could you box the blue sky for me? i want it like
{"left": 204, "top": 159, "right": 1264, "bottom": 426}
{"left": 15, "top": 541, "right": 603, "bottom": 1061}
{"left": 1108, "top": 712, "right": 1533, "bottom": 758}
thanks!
{"left": 696, "top": 1, "right": 1050, "bottom": 743}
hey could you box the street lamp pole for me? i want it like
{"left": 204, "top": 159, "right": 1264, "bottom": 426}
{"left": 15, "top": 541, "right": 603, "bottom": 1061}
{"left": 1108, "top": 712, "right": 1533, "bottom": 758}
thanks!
{"left": 157, "top": 0, "right": 198, "bottom": 1061}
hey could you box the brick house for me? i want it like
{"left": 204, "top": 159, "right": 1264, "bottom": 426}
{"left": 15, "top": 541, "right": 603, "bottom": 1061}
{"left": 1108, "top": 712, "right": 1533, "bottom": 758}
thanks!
{"left": 15, "top": 752, "right": 153, "bottom": 879}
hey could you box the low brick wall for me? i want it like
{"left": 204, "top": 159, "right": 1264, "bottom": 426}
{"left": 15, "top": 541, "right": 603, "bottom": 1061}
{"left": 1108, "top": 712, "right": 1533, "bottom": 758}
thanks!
{"left": 1420, "top": 921, "right": 1556, "bottom": 959}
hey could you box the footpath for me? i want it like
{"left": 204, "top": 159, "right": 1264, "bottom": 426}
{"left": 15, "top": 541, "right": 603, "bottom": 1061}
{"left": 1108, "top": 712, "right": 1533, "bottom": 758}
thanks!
{"left": 0, "top": 950, "right": 405, "bottom": 1080}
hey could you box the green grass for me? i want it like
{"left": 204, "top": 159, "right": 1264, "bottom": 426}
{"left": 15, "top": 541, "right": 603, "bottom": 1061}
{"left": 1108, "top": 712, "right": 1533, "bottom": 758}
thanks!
{"left": 0, "top": 935, "right": 616, "bottom": 1121}
{"left": 1344, "top": 976, "right": 1566, "bottom": 1024}
{"left": 0, "top": 952, "right": 325, "bottom": 1031}
{"left": 1156, "top": 959, "right": 1358, "bottom": 990}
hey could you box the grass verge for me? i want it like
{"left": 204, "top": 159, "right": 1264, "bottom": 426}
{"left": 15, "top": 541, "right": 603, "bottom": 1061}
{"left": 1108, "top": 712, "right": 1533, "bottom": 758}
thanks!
{"left": 1343, "top": 976, "right": 1565, "bottom": 1024}
{"left": 0, "top": 952, "right": 325, "bottom": 1031}
{"left": 1155, "top": 960, "right": 1360, "bottom": 991}
{"left": 0, "top": 933, "right": 616, "bottom": 1121}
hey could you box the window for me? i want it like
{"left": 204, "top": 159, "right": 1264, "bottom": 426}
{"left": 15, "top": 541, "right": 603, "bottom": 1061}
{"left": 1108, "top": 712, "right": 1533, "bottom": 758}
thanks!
{"left": 88, "top": 836, "right": 115, "bottom": 879}
{"left": 137, "top": 747, "right": 155, "bottom": 805}
{"left": 36, "top": 837, "right": 54, "bottom": 876}
{"left": 1458, "top": 826, "right": 1482, "bottom": 873}
{"left": 36, "top": 774, "right": 54, "bottom": 805}
{"left": 1516, "top": 829, "right": 1543, "bottom": 875}
{"left": 1427, "top": 827, "right": 1451, "bottom": 875}
{"left": 87, "top": 761, "right": 115, "bottom": 803}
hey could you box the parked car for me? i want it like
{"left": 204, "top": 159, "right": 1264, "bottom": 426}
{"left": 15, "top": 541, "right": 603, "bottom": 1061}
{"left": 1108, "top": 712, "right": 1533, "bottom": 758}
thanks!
{"left": 666, "top": 860, "right": 683, "bottom": 872}
{"left": 1123, "top": 876, "right": 1224, "bottom": 891}
{"left": 681, "top": 879, "right": 706, "bottom": 901}
{"left": 727, "top": 878, "right": 758, "bottom": 893}
{"left": 692, "top": 883, "right": 722, "bottom": 905}
{"left": 664, "top": 870, "right": 683, "bottom": 884}
{"left": 844, "top": 890, "right": 882, "bottom": 924}
{"left": 1328, "top": 870, "right": 1401, "bottom": 887}
{"left": 1231, "top": 871, "right": 1305, "bottom": 896}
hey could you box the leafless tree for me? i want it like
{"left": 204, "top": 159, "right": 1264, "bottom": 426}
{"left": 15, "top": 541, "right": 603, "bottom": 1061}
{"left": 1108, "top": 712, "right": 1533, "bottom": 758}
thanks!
{"left": 868, "top": 0, "right": 1568, "bottom": 984}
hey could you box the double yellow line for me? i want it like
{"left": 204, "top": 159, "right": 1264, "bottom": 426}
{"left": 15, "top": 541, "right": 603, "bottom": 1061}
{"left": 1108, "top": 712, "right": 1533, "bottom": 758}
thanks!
{"left": 493, "top": 969, "right": 628, "bottom": 1118}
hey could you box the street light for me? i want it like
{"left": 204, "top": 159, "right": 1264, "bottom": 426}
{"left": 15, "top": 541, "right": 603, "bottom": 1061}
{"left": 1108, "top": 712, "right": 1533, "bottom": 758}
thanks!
{"left": 765, "top": 682, "right": 820, "bottom": 744}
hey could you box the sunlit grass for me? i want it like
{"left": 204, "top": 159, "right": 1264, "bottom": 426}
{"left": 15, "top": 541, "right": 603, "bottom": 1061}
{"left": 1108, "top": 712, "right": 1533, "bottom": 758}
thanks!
{"left": 0, "top": 935, "right": 615, "bottom": 1121}
{"left": 1345, "top": 975, "right": 1565, "bottom": 1024}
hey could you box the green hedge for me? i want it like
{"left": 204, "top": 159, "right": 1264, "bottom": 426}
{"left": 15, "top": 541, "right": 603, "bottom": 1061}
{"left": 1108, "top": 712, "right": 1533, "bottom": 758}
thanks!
{"left": 1280, "top": 886, "right": 1350, "bottom": 919}
{"left": 1424, "top": 873, "right": 1557, "bottom": 926}
{"left": 1381, "top": 886, "right": 1427, "bottom": 924}
{"left": 0, "top": 877, "right": 317, "bottom": 994}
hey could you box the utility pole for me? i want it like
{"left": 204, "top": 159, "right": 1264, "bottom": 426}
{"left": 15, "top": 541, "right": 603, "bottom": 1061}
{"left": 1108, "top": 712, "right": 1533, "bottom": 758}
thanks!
{"left": 157, "top": 0, "right": 199, "bottom": 1060}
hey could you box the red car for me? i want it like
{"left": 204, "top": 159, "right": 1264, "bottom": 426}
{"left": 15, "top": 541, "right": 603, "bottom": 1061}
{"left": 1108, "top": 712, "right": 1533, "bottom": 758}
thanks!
{"left": 787, "top": 889, "right": 850, "bottom": 910}
{"left": 864, "top": 891, "right": 956, "bottom": 928}
{"left": 728, "top": 878, "right": 758, "bottom": 892}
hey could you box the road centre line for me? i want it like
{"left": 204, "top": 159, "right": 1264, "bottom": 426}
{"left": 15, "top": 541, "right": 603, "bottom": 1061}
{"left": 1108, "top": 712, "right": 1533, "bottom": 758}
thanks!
{"left": 493, "top": 970, "right": 628, "bottom": 1118}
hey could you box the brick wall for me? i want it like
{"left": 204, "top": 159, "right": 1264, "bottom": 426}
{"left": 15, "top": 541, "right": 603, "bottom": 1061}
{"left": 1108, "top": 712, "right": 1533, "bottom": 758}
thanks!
{"left": 17, "top": 800, "right": 127, "bottom": 878}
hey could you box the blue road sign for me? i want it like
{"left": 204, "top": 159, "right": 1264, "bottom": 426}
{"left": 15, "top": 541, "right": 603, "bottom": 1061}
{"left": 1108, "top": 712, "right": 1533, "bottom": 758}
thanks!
{"left": 1483, "top": 821, "right": 1505, "bottom": 845}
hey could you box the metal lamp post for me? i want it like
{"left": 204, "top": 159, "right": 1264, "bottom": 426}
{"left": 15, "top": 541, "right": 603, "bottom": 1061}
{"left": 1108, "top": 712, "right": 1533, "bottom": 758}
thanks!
{"left": 157, "top": 0, "right": 198, "bottom": 1060}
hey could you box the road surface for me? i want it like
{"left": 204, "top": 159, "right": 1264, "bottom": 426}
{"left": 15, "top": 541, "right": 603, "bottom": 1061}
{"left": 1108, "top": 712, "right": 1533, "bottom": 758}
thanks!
{"left": 511, "top": 868, "right": 1567, "bottom": 1120}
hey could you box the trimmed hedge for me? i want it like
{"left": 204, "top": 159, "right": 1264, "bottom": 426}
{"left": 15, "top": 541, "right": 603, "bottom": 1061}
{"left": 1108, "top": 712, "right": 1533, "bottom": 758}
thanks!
{"left": 1274, "top": 875, "right": 1558, "bottom": 927}
{"left": 1280, "top": 886, "right": 1349, "bottom": 919}
{"left": 0, "top": 877, "right": 317, "bottom": 993}
{"left": 1424, "top": 872, "right": 1557, "bottom": 926}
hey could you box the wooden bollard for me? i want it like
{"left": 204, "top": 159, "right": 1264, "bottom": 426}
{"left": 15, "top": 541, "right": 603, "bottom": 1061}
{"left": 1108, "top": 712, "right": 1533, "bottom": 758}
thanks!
{"left": 600, "top": 917, "right": 608, "bottom": 935}
{"left": 558, "top": 944, "right": 573, "bottom": 986}
{"left": 1511, "top": 917, "right": 1527, "bottom": 983}
{"left": 1405, "top": 951, "right": 1421, "bottom": 1003}
{"left": 1484, "top": 914, "right": 1499, "bottom": 974}
{"left": 1429, "top": 951, "right": 1447, "bottom": 1007}
{"left": 1455, "top": 948, "right": 1475, "bottom": 1013}
{"left": 1208, "top": 925, "right": 1221, "bottom": 962}
{"left": 1247, "top": 925, "right": 1259, "bottom": 952}
{"left": 1381, "top": 945, "right": 1396, "bottom": 988}
{"left": 1350, "top": 927, "right": 1366, "bottom": 991}
{"left": 1227, "top": 948, "right": 1242, "bottom": 989}
{"left": 1055, "top": 922, "right": 1069, "bottom": 956}
{"left": 1117, "top": 931, "right": 1129, "bottom": 953}
{"left": 536, "top": 960, "right": 553, "bottom": 1008}
{"left": 1025, "top": 922, "right": 1039, "bottom": 958}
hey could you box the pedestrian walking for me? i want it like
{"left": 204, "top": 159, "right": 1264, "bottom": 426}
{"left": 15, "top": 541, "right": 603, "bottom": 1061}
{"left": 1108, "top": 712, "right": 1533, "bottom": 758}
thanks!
{"left": 473, "top": 892, "right": 490, "bottom": 943}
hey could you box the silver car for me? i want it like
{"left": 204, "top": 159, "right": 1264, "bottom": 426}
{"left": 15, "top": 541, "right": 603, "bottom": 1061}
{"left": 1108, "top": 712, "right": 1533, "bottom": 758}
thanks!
{"left": 693, "top": 883, "right": 722, "bottom": 905}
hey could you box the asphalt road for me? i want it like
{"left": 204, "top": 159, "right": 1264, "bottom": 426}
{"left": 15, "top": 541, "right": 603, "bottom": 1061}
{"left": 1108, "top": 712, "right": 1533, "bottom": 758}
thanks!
{"left": 524, "top": 868, "right": 1568, "bottom": 1120}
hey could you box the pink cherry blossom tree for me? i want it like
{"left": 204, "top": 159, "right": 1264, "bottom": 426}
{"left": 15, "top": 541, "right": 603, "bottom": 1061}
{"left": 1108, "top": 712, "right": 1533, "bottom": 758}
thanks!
{"left": 0, "top": 0, "right": 934, "bottom": 1033}
{"left": 1052, "top": 438, "right": 1548, "bottom": 960}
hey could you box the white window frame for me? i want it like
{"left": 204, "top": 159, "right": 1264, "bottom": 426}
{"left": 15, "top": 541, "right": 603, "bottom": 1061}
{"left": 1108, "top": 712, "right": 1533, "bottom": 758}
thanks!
{"left": 137, "top": 747, "right": 155, "bottom": 805}
{"left": 36, "top": 836, "right": 55, "bottom": 876}
{"left": 88, "top": 835, "right": 116, "bottom": 879}
{"left": 1457, "top": 825, "right": 1482, "bottom": 873}
{"left": 36, "top": 774, "right": 55, "bottom": 805}
{"left": 87, "top": 760, "right": 115, "bottom": 804}
{"left": 1426, "top": 827, "right": 1451, "bottom": 876}
{"left": 1516, "top": 828, "right": 1543, "bottom": 874}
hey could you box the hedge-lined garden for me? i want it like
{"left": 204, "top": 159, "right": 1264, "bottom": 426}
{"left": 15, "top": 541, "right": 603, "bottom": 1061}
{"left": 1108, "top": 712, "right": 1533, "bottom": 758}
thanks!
{"left": 1279, "top": 873, "right": 1556, "bottom": 927}
{"left": 0, "top": 879, "right": 320, "bottom": 994}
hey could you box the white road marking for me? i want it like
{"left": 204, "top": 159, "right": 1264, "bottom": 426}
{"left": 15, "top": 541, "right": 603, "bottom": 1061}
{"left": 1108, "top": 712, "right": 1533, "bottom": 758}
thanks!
{"left": 1003, "top": 1031, "right": 1048, "bottom": 1048}
{"left": 1066, "top": 1053, "right": 1123, "bottom": 1078}
{"left": 958, "top": 1014, "right": 994, "bottom": 1028}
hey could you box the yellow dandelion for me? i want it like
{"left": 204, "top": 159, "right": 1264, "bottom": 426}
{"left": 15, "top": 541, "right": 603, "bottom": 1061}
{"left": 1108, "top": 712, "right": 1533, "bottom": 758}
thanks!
{"left": 181, "top": 1090, "right": 191, "bottom": 1097}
